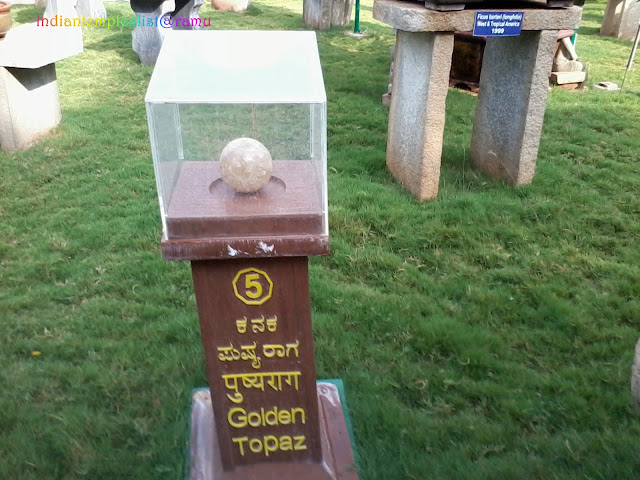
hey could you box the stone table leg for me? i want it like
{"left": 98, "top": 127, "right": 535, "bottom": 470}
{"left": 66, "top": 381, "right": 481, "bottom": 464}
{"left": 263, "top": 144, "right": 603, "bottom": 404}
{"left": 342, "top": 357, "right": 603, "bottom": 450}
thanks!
{"left": 0, "top": 64, "right": 61, "bottom": 152}
{"left": 131, "top": 0, "right": 204, "bottom": 65}
{"left": 76, "top": 0, "right": 106, "bottom": 19}
{"left": 303, "top": 0, "right": 332, "bottom": 29}
{"left": 618, "top": 0, "right": 640, "bottom": 41}
{"left": 172, "top": 0, "right": 205, "bottom": 30}
{"left": 600, "top": 0, "right": 627, "bottom": 37}
{"left": 600, "top": 0, "right": 640, "bottom": 40}
{"left": 386, "top": 30, "right": 453, "bottom": 202}
{"left": 131, "top": 0, "right": 175, "bottom": 66}
{"left": 470, "top": 30, "right": 557, "bottom": 185}
{"left": 45, "top": 0, "right": 79, "bottom": 18}
{"left": 303, "top": 0, "right": 353, "bottom": 30}
{"left": 330, "top": 0, "right": 354, "bottom": 27}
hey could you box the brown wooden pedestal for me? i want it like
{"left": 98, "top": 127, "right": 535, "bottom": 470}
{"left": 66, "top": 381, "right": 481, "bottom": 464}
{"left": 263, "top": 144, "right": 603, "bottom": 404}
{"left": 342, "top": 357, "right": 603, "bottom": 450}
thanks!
{"left": 168, "top": 251, "right": 358, "bottom": 479}
{"left": 158, "top": 151, "right": 357, "bottom": 477}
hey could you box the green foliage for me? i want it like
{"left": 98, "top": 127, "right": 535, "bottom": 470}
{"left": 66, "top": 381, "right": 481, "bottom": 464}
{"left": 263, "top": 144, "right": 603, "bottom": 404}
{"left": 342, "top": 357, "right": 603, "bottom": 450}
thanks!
{"left": 1, "top": 0, "right": 639, "bottom": 479}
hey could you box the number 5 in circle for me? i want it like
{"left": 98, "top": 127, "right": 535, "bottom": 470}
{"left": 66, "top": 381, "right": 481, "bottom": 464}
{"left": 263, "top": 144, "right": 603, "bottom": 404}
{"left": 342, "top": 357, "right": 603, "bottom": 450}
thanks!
{"left": 232, "top": 268, "right": 273, "bottom": 305}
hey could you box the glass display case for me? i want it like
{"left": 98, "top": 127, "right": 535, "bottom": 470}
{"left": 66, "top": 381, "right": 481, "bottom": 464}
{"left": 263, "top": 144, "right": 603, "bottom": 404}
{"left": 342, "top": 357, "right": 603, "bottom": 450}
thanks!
{"left": 145, "top": 30, "right": 327, "bottom": 242}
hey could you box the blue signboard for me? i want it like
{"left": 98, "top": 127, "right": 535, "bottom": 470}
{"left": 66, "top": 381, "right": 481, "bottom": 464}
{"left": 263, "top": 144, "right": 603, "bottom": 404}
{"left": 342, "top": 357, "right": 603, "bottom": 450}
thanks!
{"left": 473, "top": 11, "right": 523, "bottom": 37}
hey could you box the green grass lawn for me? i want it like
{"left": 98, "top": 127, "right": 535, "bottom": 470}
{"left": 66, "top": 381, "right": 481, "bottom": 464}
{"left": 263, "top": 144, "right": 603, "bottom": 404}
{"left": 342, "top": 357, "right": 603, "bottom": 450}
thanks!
{"left": 1, "top": 0, "right": 639, "bottom": 478}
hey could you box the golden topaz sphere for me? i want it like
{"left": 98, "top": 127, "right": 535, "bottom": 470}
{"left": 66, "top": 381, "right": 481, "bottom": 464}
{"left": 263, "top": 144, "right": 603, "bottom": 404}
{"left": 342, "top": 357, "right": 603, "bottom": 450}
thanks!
{"left": 219, "top": 137, "right": 273, "bottom": 193}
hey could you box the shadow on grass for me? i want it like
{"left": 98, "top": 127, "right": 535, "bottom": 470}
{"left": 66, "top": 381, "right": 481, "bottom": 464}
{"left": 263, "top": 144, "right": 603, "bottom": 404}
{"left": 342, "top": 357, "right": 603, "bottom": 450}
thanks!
{"left": 83, "top": 31, "right": 143, "bottom": 63}
{"left": 580, "top": 9, "right": 604, "bottom": 25}
{"left": 577, "top": 24, "right": 637, "bottom": 50}
{"left": 578, "top": 25, "right": 601, "bottom": 36}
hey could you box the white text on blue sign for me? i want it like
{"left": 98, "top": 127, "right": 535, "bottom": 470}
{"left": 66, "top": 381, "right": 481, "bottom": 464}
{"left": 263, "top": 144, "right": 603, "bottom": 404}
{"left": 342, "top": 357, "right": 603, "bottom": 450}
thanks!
{"left": 473, "top": 12, "right": 523, "bottom": 37}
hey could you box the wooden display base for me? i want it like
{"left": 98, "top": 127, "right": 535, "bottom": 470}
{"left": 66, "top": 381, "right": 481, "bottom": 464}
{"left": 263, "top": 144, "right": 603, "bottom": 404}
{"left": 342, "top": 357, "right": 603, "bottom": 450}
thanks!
{"left": 161, "top": 160, "right": 329, "bottom": 261}
{"left": 166, "top": 161, "right": 324, "bottom": 240}
{"left": 188, "top": 381, "right": 359, "bottom": 480}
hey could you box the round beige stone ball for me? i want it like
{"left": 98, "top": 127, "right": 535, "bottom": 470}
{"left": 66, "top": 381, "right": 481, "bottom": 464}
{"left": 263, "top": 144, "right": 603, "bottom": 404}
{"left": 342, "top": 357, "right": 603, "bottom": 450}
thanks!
{"left": 219, "top": 138, "right": 273, "bottom": 193}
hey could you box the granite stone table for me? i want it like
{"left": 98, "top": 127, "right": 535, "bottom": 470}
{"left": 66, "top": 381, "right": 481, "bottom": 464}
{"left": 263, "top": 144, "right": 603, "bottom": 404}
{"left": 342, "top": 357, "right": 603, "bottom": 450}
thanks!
{"left": 373, "top": 0, "right": 582, "bottom": 201}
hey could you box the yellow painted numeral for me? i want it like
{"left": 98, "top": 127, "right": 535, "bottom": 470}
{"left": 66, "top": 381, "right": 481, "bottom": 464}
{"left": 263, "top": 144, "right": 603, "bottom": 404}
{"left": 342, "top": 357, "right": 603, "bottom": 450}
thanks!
{"left": 244, "top": 273, "right": 263, "bottom": 299}
{"left": 232, "top": 268, "right": 273, "bottom": 306}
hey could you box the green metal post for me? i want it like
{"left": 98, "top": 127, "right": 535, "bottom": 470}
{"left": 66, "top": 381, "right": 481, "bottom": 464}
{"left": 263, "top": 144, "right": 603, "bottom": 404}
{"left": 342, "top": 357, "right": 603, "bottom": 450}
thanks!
{"left": 354, "top": 0, "right": 361, "bottom": 34}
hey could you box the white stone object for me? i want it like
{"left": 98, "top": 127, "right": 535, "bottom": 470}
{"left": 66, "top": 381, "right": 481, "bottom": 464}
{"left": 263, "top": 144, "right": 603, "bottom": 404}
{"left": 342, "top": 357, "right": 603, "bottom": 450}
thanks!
{"left": 594, "top": 81, "right": 619, "bottom": 90}
{"left": 550, "top": 71, "right": 586, "bottom": 84}
{"left": 553, "top": 39, "right": 584, "bottom": 73}
{"left": 219, "top": 138, "right": 273, "bottom": 193}
{"left": 0, "top": 64, "right": 60, "bottom": 151}
{"left": 601, "top": 0, "right": 640, "bottom": 42}
{"left": 45, "top": 0, "right": 79, "bottom": 18}
{"left": 211, "top": 0, "right": 250, "bottom": 13}
{"left": 0, "top": 23, "right": 82, "bottom": 151}
{"left": 76, "top": 0, "right": 106, "bottom": 18}
{"left": 0, "top": 23, "right": 82, "bottom": 68}
{"left": 303, "top": 0, "right": 353, "bottom": 30}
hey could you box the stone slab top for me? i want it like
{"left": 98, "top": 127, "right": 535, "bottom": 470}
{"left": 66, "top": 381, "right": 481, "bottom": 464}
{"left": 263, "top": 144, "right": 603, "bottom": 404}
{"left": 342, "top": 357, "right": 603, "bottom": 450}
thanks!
{"left": 0, "top": 23, "right": 83, "bottom": 68}
{"left": 373, "top": 0, "right": 583, "bottom": 32}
